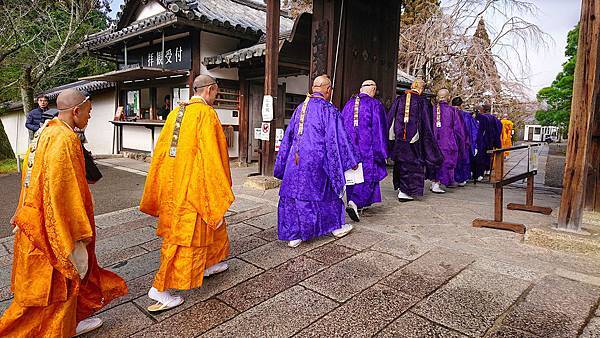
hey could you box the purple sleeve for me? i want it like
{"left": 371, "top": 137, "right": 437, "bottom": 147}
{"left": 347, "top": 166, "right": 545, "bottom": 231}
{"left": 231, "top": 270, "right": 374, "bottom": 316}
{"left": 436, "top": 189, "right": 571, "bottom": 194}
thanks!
{"left": 420, "top": 99, "right": 443, "bottom": 179}
{"left": 274, "top": 107, "right": 298, "bottom": 179}
{"left": 453, "top": 109, "right": 469, "bottom": 161}
{"left": 372, "top": 100, "right": 389, "bottom": 162}
{"left": 325, "top": 106, "right": 358, "bottom": 196}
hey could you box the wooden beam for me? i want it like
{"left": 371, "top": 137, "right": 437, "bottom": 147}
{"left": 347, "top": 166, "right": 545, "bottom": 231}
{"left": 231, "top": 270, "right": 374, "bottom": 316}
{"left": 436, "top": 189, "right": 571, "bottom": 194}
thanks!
{"left": 260, "top": 0, "right": 280, "bottom": 176}
{"left": 472, "top": 219, "right": 525, "bottom": 234}
{"left": 558, "top": 0, "right": 600, "bottom": 230}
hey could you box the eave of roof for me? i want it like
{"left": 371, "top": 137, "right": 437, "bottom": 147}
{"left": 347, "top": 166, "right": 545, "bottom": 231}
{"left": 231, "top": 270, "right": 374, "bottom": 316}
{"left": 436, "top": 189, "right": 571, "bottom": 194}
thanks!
{"left": 83, "top": 0, "right": 294, "bottom": 51}
{"left": 79, "top": 67, "right": 188, "bottom": 82}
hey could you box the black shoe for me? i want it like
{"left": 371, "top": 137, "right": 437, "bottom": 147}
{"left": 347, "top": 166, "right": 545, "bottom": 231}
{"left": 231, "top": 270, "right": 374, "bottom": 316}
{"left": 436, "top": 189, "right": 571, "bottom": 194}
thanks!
{"left": 345, "top": 201, "right": 360, "bottom": 222}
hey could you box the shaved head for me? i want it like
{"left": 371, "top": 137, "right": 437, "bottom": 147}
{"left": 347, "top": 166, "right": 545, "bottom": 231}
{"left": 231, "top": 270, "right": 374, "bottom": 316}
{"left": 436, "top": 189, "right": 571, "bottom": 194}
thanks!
{"left": 192, "top": 74, "right": 219, "bottom": 106}
{"left": 57, "top": 89, "right": 86, "bottom": 111}
{"left": 56, "top": 88, "right": 92, "bottom": 129}
{"left": 360, "top": 79, "right": 377, "bottom": 97}
{"left": 312, "top": 75, "right": 332, "bottom": 100}
{"left": 411, "top": 79, "right": 425, "bottom": 95}
{"left": 437, "top": 88, "right": 450, "bottom": 102}
{"left": 193, "top": 75, "right": 217, "bottom": 91}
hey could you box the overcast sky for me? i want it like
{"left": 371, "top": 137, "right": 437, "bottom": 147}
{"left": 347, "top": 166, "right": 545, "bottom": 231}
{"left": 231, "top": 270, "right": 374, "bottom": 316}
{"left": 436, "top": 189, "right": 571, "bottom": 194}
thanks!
{"left": 107, "top": 0, "right": 581, "bottom": 96}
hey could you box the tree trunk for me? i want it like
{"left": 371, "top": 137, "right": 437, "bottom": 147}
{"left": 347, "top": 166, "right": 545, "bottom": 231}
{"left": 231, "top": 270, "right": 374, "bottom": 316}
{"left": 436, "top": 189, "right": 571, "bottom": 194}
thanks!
{"left": 20, "top": 65, "right": 34, "bottom": 115}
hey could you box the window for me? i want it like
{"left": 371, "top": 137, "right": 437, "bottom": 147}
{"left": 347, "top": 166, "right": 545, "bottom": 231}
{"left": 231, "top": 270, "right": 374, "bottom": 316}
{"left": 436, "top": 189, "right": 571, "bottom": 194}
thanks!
{"left": 285, "top": 94, "right": 305, "bottom": 126}
{"left": 214, "top": 87, "right": 240, "bottom": 110}
{"left": 125, "top": 90, "right": 140, "bottom": 117}
{"left": 172, "top": 87, "right": 190, "bottom": 104}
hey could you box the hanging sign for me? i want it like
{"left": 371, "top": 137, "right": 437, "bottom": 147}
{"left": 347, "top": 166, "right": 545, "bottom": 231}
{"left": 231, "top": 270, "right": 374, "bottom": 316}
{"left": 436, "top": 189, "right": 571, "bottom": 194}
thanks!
{"left": 254, "top": 127, "right": 262, "bottom": 140}
{"left": 259, "top": 122, "right": 271, "bottom": 141}
{"left": 275, "top": 128, "right": 284, "bottom": 152}
{"left": 119, "top": 38, "right": 192, "bottom": 71}
{"left": 261, "top": 95, "right": 274, "bottom": 121}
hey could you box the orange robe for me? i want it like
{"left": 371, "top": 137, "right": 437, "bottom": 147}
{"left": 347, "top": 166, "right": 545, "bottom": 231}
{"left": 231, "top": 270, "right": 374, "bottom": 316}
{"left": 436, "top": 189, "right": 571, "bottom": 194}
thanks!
{"left": 0, "top": 118, "right": 127, "bottom": 337}
{"left": 501, "top": 118, "right": 514, "bottom": 156}
{"left": 140, "top": 97, "right": 234, "bottom": 292}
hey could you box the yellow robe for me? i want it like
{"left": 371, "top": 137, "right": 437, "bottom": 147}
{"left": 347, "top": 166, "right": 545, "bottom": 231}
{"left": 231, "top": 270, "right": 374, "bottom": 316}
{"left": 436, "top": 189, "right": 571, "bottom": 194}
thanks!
{"left": 501, "top": 118, "right": 514, "bottom": 156}
{"left": 0, "top": 118, "right": 127, "bottom": 337}
{"left": 140, "top": 97, "right": 234, "bottom": 291}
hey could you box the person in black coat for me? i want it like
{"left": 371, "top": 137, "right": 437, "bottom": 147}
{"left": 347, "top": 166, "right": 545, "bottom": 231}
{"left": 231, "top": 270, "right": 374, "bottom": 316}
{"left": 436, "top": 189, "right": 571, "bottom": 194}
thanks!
{"left": 25, "top": 95, "right": 53, "bottom": 139}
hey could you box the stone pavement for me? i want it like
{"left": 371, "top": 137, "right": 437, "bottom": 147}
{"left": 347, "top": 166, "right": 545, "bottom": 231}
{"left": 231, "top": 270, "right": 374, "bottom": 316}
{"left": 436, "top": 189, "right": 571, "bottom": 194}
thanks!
{"left": 0, "top": 157, "right": 599, "bottom": 337}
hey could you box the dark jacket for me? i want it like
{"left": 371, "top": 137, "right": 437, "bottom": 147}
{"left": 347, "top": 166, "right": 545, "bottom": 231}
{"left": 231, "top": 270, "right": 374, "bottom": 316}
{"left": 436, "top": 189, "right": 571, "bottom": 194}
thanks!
{"left": 25, "top": 107, "right": 50, "bottom": 132}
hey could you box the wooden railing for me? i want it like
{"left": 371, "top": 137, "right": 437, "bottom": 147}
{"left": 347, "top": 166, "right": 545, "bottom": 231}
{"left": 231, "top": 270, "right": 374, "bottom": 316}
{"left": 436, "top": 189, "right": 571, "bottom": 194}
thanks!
{"left": 472, "top": 144, "right": 552, "bottom": 234}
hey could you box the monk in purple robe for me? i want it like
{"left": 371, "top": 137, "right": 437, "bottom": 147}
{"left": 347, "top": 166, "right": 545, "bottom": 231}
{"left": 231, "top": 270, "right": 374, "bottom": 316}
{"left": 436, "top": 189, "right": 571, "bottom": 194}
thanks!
{"left": 429, "top": 89, "right": 468, "bottom": 192}
{"left": 274, "top": 75, "right": 358, "bottom": 248}
{"left": 473, "top": 104, "right": 501, "bottom": 180}
{"left": 387, "top": 79, "right": 443, "bottom": 202}
{"left": 340, "top": 80, "right": 388, "bottom": 221}
{"left": 452, "top": 96, "right": 479, "bottom": 185}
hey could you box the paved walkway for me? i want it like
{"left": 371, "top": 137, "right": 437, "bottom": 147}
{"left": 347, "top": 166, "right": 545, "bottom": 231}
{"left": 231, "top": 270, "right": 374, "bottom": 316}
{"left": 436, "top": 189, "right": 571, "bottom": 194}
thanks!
{"left": 0, "top": 157, "right": 599, "bottom": 337}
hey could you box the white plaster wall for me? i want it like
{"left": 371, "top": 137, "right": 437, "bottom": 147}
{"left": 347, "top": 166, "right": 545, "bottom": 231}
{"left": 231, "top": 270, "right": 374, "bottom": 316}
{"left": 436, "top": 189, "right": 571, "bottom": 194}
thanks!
{"left": 122, "top": 126, "right": 153, "bottom": 152}
{"left": 215, "top": 108, "right": 239, "bottom": 126}
{"left": 135, "top": 1, "right": 166, "bottom": 21}
{"left": 1, "top": 110, "right": 29, "bottom": 157}
{"left": 86, "top": 90, "right": 117, "bottom": 155}
{"left": 279, "top": 75, "right": 309, "bottom": 95}
{"left": 200, "top": 32, "right": 239, "bottom": 80}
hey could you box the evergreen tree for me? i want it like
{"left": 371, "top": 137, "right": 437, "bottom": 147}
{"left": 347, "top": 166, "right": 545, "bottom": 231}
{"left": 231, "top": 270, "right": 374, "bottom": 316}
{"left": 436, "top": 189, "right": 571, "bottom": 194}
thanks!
{"left": 0, "top": 116, "right": 13, "bottom": 160}
{"left": 401, "top": 0, "right": 441, "bottom": 26}
{"left": 535, "top": 24, "right": 578, "bottom": 132}
{"left": 466, "top": 18, "right": 502, "bottom": 100}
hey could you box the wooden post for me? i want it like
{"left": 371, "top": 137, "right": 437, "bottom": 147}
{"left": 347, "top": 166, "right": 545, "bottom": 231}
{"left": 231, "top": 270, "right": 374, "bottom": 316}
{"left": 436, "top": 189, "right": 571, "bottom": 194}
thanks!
{"left": 492, "top": 152, "right": 504, "bottom": 222}
{"left": 260, "top": 0, "right": 280, "bottom": 175}
{"left": 558, "top": 0, "right": 600, "bottom": 231}
{"left": 585, "top": 115, "right": 600, "bottom": 211}
{"left": 238, "top": 74, "right": 249, "bottom": 164}
{"left": 188, "top": 31, "right": 201, "bottom": 93}
{"left": 526, "top": 176, "right": 534, "bottom": 206}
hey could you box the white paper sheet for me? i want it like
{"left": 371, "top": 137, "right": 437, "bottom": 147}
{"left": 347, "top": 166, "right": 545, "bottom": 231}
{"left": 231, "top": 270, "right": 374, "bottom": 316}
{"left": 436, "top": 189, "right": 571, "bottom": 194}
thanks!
{"left": 345, "top": 163, "right": 364, "bottom": 185}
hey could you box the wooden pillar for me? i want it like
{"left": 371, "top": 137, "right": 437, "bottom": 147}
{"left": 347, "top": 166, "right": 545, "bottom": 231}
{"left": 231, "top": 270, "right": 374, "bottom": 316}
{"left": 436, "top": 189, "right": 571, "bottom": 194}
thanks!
{"left": 558, "top": 0, "right": 600, "bottom": 230}
{"left": 188, "top": 31, "right": 201, "bottom": 91}
{"left": 585, "top": 113, "right": 600, "bottom": 211}
{"left": 238, "top": 74, "right": 249, "bottom": 163}
{"left": 260, "top": 0, "right": 280, "bottom": 175}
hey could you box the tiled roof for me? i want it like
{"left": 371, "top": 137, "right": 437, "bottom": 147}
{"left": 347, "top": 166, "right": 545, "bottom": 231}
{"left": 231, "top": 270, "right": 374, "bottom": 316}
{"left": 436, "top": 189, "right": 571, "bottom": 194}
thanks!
{"left": 41, "top": 80, "right": 115, "bottom": 100}
{"left": 203, "top": 42, "right": 269, "bottom": 67}
{"left": 397, "top": 69, "right": 415, "bottom": 86}
{"left": 82, "top": 0, "right": 294, "bottom": 49}
{"left": 1, "top": 80, "right": 115, "bottom": 115}
{"left": 203, "top": 31, "right": 294, "bottom": 67}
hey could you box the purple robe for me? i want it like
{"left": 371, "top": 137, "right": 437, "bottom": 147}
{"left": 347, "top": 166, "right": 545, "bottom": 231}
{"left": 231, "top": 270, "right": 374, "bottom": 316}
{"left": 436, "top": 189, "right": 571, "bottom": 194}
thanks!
{"left": 387, "top": 91, "right": 443, "bottom": 196}
{"left": 473, "top": 113, "right": 501, "bottom": 178}
{"left": 341, "top": 93, "right": 388, "bottom": 208}
{"left": 455, "top": 110, "right": 479, "bottom": 183}
{"left": 431, "top": 102, "right": 467, "bottom": 186}
{"left": 274, "top": 93, "right": 358, "bottom": 241}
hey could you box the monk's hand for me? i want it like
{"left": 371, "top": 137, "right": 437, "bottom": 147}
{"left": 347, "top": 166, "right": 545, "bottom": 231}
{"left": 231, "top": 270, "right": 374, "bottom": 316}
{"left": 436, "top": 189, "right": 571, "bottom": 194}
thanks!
{"left": 216, "top": 218, "right": 225, "bottom": 229}
{"left": 10, "top": 215, "right": 19, "bottom": 234}
{"left": 69, "top": 241, "right": 89, "bottom": 280}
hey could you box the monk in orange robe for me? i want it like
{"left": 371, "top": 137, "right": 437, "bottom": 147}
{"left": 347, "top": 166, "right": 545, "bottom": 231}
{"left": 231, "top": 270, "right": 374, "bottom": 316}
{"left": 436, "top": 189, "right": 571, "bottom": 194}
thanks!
{"left": 140, "top": 75, "right": 234, "bottom": 312}
{"left": 501, "top": 113, "right": 514, "bottom": 157}
{"left": 0, "top": 89, "right": 128, "bottom": 337}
